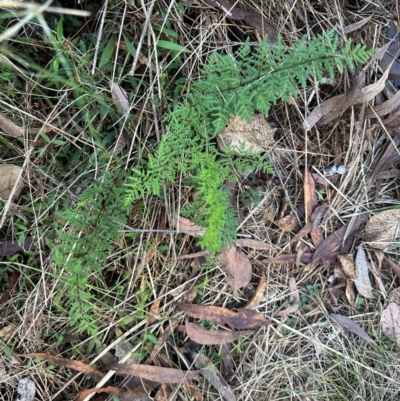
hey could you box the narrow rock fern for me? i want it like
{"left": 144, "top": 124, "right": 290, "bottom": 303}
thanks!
{"left": 125, "top": 30, "right": 374, "bottom": 253}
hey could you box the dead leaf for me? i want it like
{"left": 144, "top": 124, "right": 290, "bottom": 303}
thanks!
{"left": 364, "top": 209, "right": 400, "bottom": 250}
{"left": 290, "top": 222, "right": 313, "bottom": 244}
{"left": 16, "top": 378, "right": 35, "bottom": 401}
{"left": 365, "top": 88, "right": 400, "bottom": 119}
{"left": 328, "top": 280, "right": 347, "bottom": 305}
{"left": 337, "top": 254, "right": 357, "bottom": 279}
{"left": 171, "top": 215, "right": 206, "bottom": 236}
{"left": 242, "top": 271, "right": 265, "bottom": 309}
{"left": 0, "top": 112, "right": 24, "bottom": 137}
{"left": 330, "top": 313, "right": 375, "bottom": 343}
{"left": 369, "top": 133, "right": 400, "bottom": 182}
{"left": 262, "top": 252, "right": 313, "bottom": 265}
{"left": 304, "top": 44, "right": 394, "bottom": 130}
{"left": 24, "top": 353, "right": 104, "bottom": 380}
{"left": 381, "top": 300, "right": 400, "bottom": 344}
{"left": 383, "top": 256, "right": 400, "bottom": 279}
{"left": 380, "top": 23, "right": 400, "bottom": 80}
{"left": 221, "top": 343, "right": 234, "bottom": 371}
{"left": 148, "top": 298, "right": 161, "bottom": 325}
{"left": 110, "top": 81, "right": 130, "bottom": 115}
{"left": 235, "top": 238, "right": 274, "bottom": 250}
{"left": 0, "top": 324, "right": 15, "bottom": 340}
{"left": 185, "top": 321, "right": 252, "bottom": 345}
{"left": 0, "top": 237, "right": 35, "bottom": 257}
{"left": 0, "top": 164, "right": 24, "bottom": 200}
{"left": 273, "top": 214, "right": 299, "bottom": 232}
{"left": 219, "top": 246, "right": 252, "bottom": 297}
{"left": 342, "top": 15, "right": 373, "bottom": 34}
{"left": 354, "top": 244, "right": 375, "bottom": 299}
{"left": 312, "top": 223, "right": 350, "bottom": 265}
{"left": 109, "top": 363, "right": 199, "bottom": 383}
{"left": 304, "top": 167, "right": 317, "bottom": 222}
{"left": 200, "top": 0, "right": 277, "bottom": 43}
{"left": 74, "top": 386, "right": 126, "bottom": 401}
{"left": 217, "top": 115, "right": 275, "bottom": 154}
{"left": 194, "top": 353, "right": 236, "bottom": 401}
{"left": 178, "top": 303, "right": 270, "bottom": 329}
{"left": 275, "top": 278, "right": 300, "bottom": 317}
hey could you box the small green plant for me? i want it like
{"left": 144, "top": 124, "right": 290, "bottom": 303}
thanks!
{"left": 50, "top": 170, "right": 128, "bottom": 336}
{"left": 124, "top": 31, "right": 375, "bottom": 254}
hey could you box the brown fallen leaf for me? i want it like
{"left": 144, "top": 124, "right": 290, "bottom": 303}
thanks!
{"left": 369, "top": 133, "right": 400, "bottom": 182}
{"left": 235, "top": 238, "right": 274, "bottom": 250}
{"left": 200, "top": 0, "right": 277, "bottom": 43}
{"left": 365, "top": 88, "right": 400, "bottom": 119}
{"left": 0, "top": 237, "right": 35, "bottom": 257}
{"left": 273, "top": 214, "right": 299, "bottom": 232}
{"left": 304, "top": 167, "right": 317, "bottom": 222}
{"left": 363, "top": 209, "right": 400, "bottom": 251}
{"left": 0, "top": 269, "right": 20, "bottom": 304}
{"left": 74, "top": 386, "right": 125, "bottom": 401}
{"left": 242, "top": 271, "right": 266, "bottom": 309}
{"left": 217, "top": 115, "right": 275, "bottom": 154}
{"left": 304, "top": 43, "right": 394, "bottom": 130}
{"left": 108, "top": 363, "right": 199, "bottom": 383}
{"left": 275, "top": 278, "right": 300, "bottom": 317}
{"left": 220, "top": 343, "right": 234, "bottom": 371}
{"left": 220, "top": 246, "right": 252, "bottom": 297}
{"left": 381, "top": 300, "right": 400, "bottom": 344}
{"left": 380, "top": 23, "right": 400, "bottom": 80}
{"left": 261, "top": 252, "right": 313, "bottom": 265}
{"left": 290, "top": 222, "right": 313, "bottom": 244}
{"left": 342, "top": 15, "right": 373, "bottom": 34}
{"left": 194, "top": 353, "right": 236, "bottom": 401}
{"left": 148, "top": 298, "right": 162, "bottom": 325}
{"left": 171, "top": 215, "right": 206, "bottom": 236}
{"left": 24, "top": 353, "right": 104, "bottom": 380}
{"left": 330, "top": 314, "right": 375, "bottom": 344}
{"left": 185, "top": 321, "right": 252, "bottom": 345}
{"left": 0, "top": 164, "right": 24, "bottom": 200}
{"left": 312, "top": 223, "right": 350, "bottom": 265}
{"left": 328, "top": 280, "right": 347, "bottom": 305}
{"left": 0, "top": 112, "right": 24, "bottom": 137}
{"left": 383, "top": 256, "right": 400, "bottom": 279}
{"left": 178, "top": 303, "right": 270, "bottom": 329}
{"left": 337, "top": 254, "right": 357, "bottom": 279}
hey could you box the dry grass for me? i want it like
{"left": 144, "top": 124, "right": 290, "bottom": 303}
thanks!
{"left": 1, "top": 0, "right": 400, "bottom": 400}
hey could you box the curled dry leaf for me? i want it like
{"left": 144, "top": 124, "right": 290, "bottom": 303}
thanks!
{"left": 201, "top": 0, "right": 278, "bottom": 43}
{"left": 304, "top": 43, "right": 393, "bottom": 130}
{"left": 262, "top": 252, "right": 313, "bottom": 265}
{"left": 185, "top": 321, "right": 252, "bottom": 345}
{"left": 330, "top": 314, "right": 375, "bottom": 344}
{"left": 363, "top": 209, "right": 400, "bottom": 251}
{"left": 217, "top": 114, "right": 275, "bottom": 154}
{"left": 194, "top": 353, "right": 236, "bottom": 401}
{"left": 0, "top": 112, "right": 24, "bottom": 137}
{"left": 24, "top": 353, "right": 104, "bottom": 380}
{"left": 220, "top": 246, "right": 252, "bottom": 297}
{"left": 110, "top": 81, "right": 130, "bottom": 115}
{"left": 171, "top": 215, "right": 206, "bottom": 236}
{"left": 108, "top": 363, "right": 199, "bottom": 383}
{"left": 178, "top": 303, "right": 270, "bottom": 329}
{"left": 274, "top": 278, "right": 300, "bottom": 317}
{"left": 337, "top": 254, "right": 357, "bottom": 279}
{"left": 304, "top": 167, "right": 317, "bottom": 222}
{"left": 354, "top": 244, "right": 375, "bottom": 299}
{"left": 74, "top": 386, "right": 125, "bottom": 401}
{"left": 0, "top": 164, "right": 24, "bottom": 200}
{"left": 235, "top": 238, "right": 274, "bottom": 250}
{"left": 242, "top": 270, "right": 265, "bottom": 309}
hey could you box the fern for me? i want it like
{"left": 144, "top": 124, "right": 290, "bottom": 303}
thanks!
{"left": 50, "top": 171, "right": 128, "bottom": 336}
{"left": 125, "top": 31, "right": 375, "bottom": 253}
